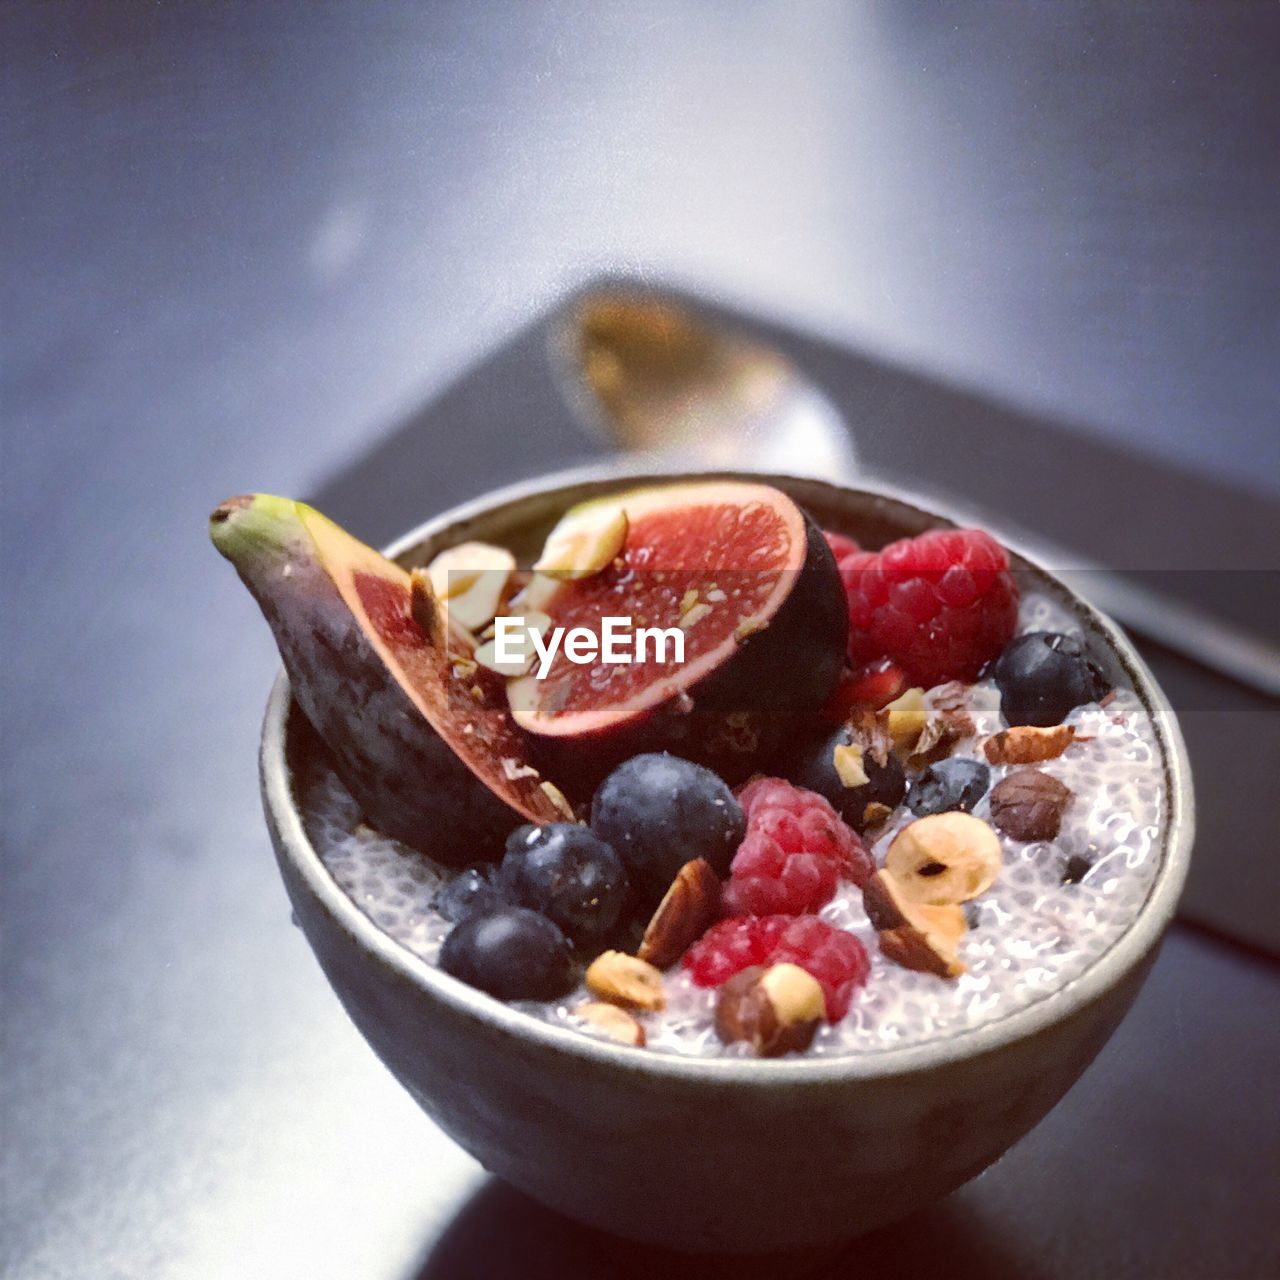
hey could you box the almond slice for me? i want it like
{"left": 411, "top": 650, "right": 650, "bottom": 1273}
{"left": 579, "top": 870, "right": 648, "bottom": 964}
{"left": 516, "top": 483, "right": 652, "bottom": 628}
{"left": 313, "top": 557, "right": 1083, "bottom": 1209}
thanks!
{"left": 423, "top": 542, "right": 517, "bottom": 633}
{"left": 575, "top": 1001, "right": 646, "bottom": 1046}
{"left": 534, "top": 500, "right": 629, "bottom": 580}
{"left": 585, "top": 951, "right": 665, "bottom": 1011}
{"left": 984, "top": 724, "right": 1076, "bottom": 765}
{"left": 637, "top": 858, "right": 721, "bottom": 969}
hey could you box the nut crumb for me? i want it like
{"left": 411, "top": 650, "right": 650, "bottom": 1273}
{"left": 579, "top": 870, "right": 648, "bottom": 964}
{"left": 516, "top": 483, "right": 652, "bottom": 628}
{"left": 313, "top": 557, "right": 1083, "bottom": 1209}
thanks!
{"left": 585, "top": 951, "right": 666, "bottom": 1011}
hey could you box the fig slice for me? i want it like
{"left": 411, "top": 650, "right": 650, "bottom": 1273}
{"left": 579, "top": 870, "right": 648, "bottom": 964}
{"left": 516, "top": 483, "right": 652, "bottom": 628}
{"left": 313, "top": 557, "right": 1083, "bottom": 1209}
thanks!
{"left": 209, "top": 494, "right": 562, "bottom": 862}
{"left": 507, "top": 481, "right": 848, "bottom": 793}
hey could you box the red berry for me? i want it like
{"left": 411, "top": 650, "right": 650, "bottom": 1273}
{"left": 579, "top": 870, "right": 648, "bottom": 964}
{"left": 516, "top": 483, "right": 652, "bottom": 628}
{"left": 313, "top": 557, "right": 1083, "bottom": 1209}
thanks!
{"left": 723, "top": 778, "right": 873, "bottom": 916}
{"left": 684, "top": 914, "right": 869, "bottom": 1020}
{"left": 841, "top": 529, "right": 1019, "bottom": 685}
{"left": 824, "top": 530, "right": 862, "bottom": 563}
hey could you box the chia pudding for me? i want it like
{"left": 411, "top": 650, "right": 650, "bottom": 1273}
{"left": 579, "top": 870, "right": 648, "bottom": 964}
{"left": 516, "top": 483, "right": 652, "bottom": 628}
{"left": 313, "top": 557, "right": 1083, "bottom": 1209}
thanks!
{"left": 297, "top": 589, "right": 1165, "bottom": 1058}
{"left": 212, "top": 478, "right": 1170, "bottom": 1062}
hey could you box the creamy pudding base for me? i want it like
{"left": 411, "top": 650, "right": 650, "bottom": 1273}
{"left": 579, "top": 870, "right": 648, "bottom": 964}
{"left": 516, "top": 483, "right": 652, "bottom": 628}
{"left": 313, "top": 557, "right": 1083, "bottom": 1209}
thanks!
{"left": 298, "top": 593, "right": 1166, "bottom": 1058}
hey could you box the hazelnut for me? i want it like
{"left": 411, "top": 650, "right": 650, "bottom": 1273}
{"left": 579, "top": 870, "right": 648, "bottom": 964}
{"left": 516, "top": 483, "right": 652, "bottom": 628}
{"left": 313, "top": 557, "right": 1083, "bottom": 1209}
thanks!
{"left": 534, "top": 502, "right": 629, "bottom": 580}
{"left": 585, "top": 951, "right": 666, "bottom": 1011}
{"left": 884, "top": 812, "right": 1002, "bottom": 905}
{"left": 638, "top": 858, "right": 721, "bottom": 969}
{"left": 989, "top": 768, "right": 1073, "bottom": 841}
{"left": 983, "top": 724, "right": 1076, "bottom": 765}
{"left": 575, "top": 1001, "right": 646, "bottom": 1047}
{"left": 714, "top": 963, "right": 825, "bottom": 1057}
{"left": 864, "top": 870, "right": 967, "bottom": 979}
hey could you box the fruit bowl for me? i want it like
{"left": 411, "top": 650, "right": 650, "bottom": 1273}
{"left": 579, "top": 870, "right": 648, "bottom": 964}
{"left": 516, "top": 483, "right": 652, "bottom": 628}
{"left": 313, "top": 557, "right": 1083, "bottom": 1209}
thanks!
{"left": 259, "top": 469, "right": 1193, "bottom": 1254}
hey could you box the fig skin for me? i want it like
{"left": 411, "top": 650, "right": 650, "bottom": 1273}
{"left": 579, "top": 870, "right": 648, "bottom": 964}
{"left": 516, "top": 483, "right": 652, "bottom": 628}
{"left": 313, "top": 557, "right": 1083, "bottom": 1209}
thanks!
{"left": 518, "top": 508, "right": 849, "bottom": 797}
{"left": 210, "top": 494, "right": 559, "bottom": 863}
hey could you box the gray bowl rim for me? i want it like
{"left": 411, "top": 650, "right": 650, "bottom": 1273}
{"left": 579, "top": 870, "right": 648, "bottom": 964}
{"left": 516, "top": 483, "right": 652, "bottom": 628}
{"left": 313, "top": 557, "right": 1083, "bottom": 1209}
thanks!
{"left": 260, "top": 465, "right": 1194, "bottom": 1086}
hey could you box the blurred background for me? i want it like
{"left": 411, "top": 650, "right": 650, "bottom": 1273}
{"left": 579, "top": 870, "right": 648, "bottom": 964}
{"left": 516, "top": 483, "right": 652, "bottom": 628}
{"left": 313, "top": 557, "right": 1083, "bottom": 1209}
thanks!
{"left": 4, "top": 4, "right": 1278, "bottom": 1278}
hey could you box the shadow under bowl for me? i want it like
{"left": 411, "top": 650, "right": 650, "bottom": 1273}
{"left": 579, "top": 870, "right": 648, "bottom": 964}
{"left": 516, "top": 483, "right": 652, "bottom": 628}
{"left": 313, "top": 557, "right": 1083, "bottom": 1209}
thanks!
{"left": 260, "top": 469, "right": 1193, "bottom": 1254}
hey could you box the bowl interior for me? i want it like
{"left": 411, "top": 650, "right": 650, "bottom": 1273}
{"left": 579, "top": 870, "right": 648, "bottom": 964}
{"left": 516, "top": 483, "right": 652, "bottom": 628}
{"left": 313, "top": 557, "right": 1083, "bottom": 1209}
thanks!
{"left": 267, "top": 468, "right": 1193, "bottom": 1082}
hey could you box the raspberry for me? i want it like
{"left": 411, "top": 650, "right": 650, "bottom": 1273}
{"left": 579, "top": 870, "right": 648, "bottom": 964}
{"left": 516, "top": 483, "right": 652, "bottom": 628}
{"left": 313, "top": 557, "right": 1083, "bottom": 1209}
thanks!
{"left": 684, "top": 914, "right": 870, "bottom": 1019}
{"left": 722, "top": 778, "right": 873, "bottom": 916}
{"left": 841, "top": 528, "right": 1019, "bottom": 686}
{"left": 824, "top": 530, "right": 862, "bottom": 563}
{"left": 820, "top": 657, "right": 908, "bottom": 723}
{"left": 683, "top": 915, "right": 792, "bottom": 988}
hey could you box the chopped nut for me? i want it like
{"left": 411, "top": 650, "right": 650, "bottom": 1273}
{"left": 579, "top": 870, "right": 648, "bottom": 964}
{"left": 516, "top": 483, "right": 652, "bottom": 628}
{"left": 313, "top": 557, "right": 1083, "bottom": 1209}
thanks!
{"left": 575, "top": 1001, "right": 646, "bottom": 1047}
{"left": 409, "top": 570, "right": 445, "bottom": 644}
{"left": 989, "top": 769, "right": 1073, "bottom": 841}
{"left": 862, "top": 801, "right": 893, "bottom": 829}
{"left": 500, "top": 757, "right": 541, "bottom": 782}
{"left": 423, "top": 542, "right": 516, "bottom": 632}
{"left": 585, "top": 951, "right": 666, "bottom": 1011}
{"left": 638, "top": 858, "right": 721, "bottom": 969}
{"left": 983, "top": 724, "right": 1076, "bottom": 765}
{"left": 538, "top": 780, "right": 576, "bottom": 820}
{"left": 883, "top": 687, "right": 928, "bottom": 753}
{"left": 734, "top": 615, "right": 768, "bottom": 641}
{"left": 678, "top": 602, "right": 713, "bottom": 630}
{"left": 534, "top": 501, "right": 628, "bottom": 580}
{"left": 473, "top": 610, "right": 553, "bottom": 677}
{"left": 885, "top": 812, "right": 1003, "bottom": 905}
{"left": 508, "top": 572, "right": 562, "bottom": 613}
{"left": 832, "top": 742, "right": 869, "bottom": 788}
{"left": 928, "top": 681, "right": 977, "bottom": 738}
{"left": 864, "top": 870, "right": 967, "bottom": 978}
{"left": 678, "top": 588, "right": 700, "bottom": 614}
{"left": 907, "top": 716, "right": 960, "bottom": 768}
{"left": 714, "top": 963, "right": 825, "bottom": 1057}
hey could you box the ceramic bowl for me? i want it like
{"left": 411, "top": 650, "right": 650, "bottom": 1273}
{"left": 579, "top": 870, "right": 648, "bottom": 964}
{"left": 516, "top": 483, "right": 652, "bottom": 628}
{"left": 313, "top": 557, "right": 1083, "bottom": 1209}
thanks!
{"left": 260, "top": 470, "right": 1193, "bottom": 1253}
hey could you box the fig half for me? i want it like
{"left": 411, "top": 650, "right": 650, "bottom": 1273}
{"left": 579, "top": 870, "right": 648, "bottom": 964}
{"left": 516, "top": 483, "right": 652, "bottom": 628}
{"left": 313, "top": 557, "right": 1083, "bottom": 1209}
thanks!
{"left": 507, "top": 481, "right": 848, "bottom": 793}
{"left": 210, "top": 494, "right": 564, "bottom": 862}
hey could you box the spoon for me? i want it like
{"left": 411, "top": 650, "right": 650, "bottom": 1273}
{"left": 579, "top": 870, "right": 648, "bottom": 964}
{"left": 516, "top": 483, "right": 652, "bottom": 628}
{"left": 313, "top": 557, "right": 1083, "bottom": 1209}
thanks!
{"left": 550, "top": 286, "right": 1280, "bottom": 699}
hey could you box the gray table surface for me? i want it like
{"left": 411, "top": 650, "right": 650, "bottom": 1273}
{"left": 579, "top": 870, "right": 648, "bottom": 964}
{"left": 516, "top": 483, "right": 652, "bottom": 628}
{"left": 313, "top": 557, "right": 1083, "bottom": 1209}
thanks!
{"left": 4, "top": 4, "right": 1278, "bottom": 1278}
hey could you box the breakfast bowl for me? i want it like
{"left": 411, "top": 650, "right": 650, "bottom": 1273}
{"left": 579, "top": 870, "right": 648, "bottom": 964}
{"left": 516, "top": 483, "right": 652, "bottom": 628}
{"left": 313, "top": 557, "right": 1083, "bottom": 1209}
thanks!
{"left": 257, "top": 469, "right": 1193, "bottom": 1254}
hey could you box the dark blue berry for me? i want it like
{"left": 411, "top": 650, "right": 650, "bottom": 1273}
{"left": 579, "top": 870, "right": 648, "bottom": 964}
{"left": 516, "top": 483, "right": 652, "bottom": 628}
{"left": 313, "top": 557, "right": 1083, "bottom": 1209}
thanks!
{"left": 590, "top": 753, "right": 745, "bottom": 895}
{"left": 433, "top": 867, "right": 506, "bottom": 924}
{"left": 907, "top": 758, "right": 990, "bottom": 817}
{"left": 783, "top": 726, "right": 906, "bottom": 832}
{"left": 498, "top": 823, "right": 628, "bottom": 945}
{"left": 989, "top": 631, "right": 1109, "bottom": 727}
{"left": 439, "top": 906, "right": 574, "bottom": 1000}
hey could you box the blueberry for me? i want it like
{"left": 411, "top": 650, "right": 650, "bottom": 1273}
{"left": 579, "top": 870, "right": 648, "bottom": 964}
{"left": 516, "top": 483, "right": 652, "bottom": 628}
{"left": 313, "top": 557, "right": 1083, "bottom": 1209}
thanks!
{"left": 497, "top": 823, "right": 628, "bottom": 945}
{"left": 439, "top": 906, "right": 575, "bottom": 1000}
{"left": 783, "top": 726, "right": 906, "bottom": 832}
{"left": 590, "top": 753, "right": 745, "bottom": 895}
{"left": 907, "top": 758, "right": 990, "bottom": 817}
{"left": 989, "top": 631, "right": 1110, "bottom": 727}
{"left": 433, "top": 867, "right": 506, "bottom": 924}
